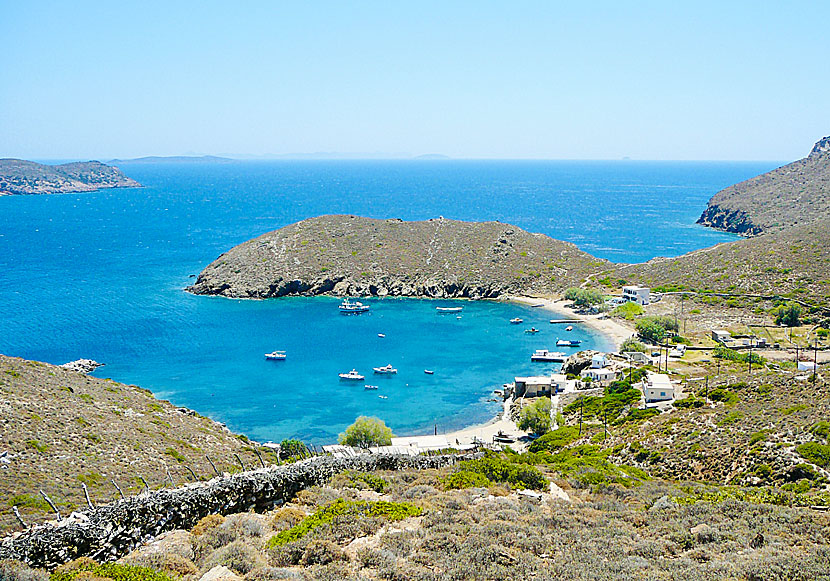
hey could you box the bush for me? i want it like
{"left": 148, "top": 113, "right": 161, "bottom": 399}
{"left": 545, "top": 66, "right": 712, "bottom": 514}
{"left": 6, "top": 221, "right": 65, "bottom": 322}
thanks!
{"left": 674, "top": 396, "right": 704, "bottom": 409}
{"left": 613, "top": 302, "right": 644, "bottom": 320}
{"left": 122, "top": 554, "right": 198, "bottom": 578}
{"left": 564, "top": 287, "right": 604, "bottom": 307}
{"left": 456, "top": 453, "right": 548, "bottom": 490}
{"left": 51, "top": 559, "right": 176, "bottom": 581}
{"left": 517, "top": 397, "right": 551, "bottom": 436}
{"left": 300, "top": 540, "right": 348, "bottom": 566}
{"left": 796, "top": 442, "right": 830, "bottom": 468}
{"left": 620, "top": 338, "right": 647, "bottom": 353}
{"left": 267, "top": 499, "right": 422, "bottom": 547}
{"left": 344, "top": 471, "right": 388, "bottom": 492}
{"left": 201, "top": 540, "right": 265, "bottom": 575}
{"left": 441, "top": 470, "right": 490, "bottom": 490}
{"left": 338, "top": 416, "right": 393, "bottom": 448}
{"left": 809, "top": 421, "right": 830, "bottom": 441}
{"left": 528, "top": 426, "right": 579, "bottom": 453}
{"left": 0, "top": 559, "right": 49, "bottom": 581}
{"left": 775, "top": 302, "right": 802, "bottom": 327}
{"left": 278, "top": 439, "right": 308, "bottom": 459}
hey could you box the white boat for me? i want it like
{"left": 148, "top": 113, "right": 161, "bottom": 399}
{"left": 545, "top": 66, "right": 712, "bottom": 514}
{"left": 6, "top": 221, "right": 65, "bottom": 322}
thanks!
{"left": 510, "top": 317, "right": 523, "bottom": 324}
{"left": 339, "top": 369, "right": 365, "bottom": 380}
{"left": 373, "top": 364, "right": 398, "bottom": 374}
{"left": 265, "top": 351, "right": 286, "bottom": 360}
{"left": 525, "top": 327, "right": 540, "bottom": 334}
{"left": 436, "top": 306, "right": 463, "bottom": 313}
{"left": 339, "top": 298, "right": 370, "bottom": 314}
{"left": 378, "top": 395, "right": 388, "bottom": 399}
{"left": 530, "top": 349, "right": 567, "bottom": 362}
{"left": 556, "top": 339, "right": 582, "bottom": 347}
{"left": 364, "top": 384, "right": 379, "bottom": 390}
{"left": 565, "top": 325, "right": 573, "bottom": 331}
{"left": 378, "top": 333, "right": 386, "bottom": 338}
{"left": 424, "top": 369, "right": 434, "bottom": 375}
{"left": 530, "top": 303, "right": 545, "bottom": 308}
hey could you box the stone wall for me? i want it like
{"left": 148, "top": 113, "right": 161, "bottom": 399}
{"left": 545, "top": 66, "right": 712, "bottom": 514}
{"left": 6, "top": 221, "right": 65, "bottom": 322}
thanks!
{"left": 0, "top": 453, "right": 467, "bottom": 570}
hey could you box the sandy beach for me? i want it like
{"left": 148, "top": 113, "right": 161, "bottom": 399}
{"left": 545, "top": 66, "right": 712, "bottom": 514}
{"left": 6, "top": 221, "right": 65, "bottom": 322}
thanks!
{"left": 439, "top": 295, "right": 633, "bottom": 447}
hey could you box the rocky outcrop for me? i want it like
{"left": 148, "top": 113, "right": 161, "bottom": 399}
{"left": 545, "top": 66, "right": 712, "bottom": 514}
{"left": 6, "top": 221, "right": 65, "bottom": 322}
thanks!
{"left": 561, "top": 350, "right": 603, "bottom": 376}
{"left": 696, "top": 135, "right": 830, "bottom": 236}
{"left": 0, "top": 453, "right": 469, "bottom": 569}
{"left": 0, "top": 159, "right": 140, "bottom": 196}
{"left": 60, "top": 359, "right": 104, "bottom": 374}
{"left": 187, "top": 216, "right": 605, "bottom": 300}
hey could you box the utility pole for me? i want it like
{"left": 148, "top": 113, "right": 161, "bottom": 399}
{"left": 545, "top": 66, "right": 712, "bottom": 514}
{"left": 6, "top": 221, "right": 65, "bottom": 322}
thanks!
{"left": 705, "top": 376, "right": 709, "bottom": 404}
{"left": 603, "top": 407, "right": 608, "bottom": 442}
{"left": 814, "top": 341, "right": 819, "bottom": 384}
{"left": 579, "top": 397, "right": 584, "bottom": 436}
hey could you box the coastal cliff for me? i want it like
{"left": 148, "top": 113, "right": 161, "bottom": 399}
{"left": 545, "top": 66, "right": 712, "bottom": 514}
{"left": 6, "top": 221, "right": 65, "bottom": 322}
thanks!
{"left": 696, "top": 135, "right": 830, "bottom": 235}
{"left": 187, "top": 215, "right": 606, "bottom": 299}
{"left": 0, "top": 159, "right": 140, "bottom": 195}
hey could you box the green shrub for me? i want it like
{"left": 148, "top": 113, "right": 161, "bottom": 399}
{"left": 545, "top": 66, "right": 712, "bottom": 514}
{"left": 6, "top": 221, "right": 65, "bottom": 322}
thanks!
{"left": 51, "top": 560, "right": 175, "bottom": 581}
{"left": 517, "top": 397, "right": 551, "bottom": 435}
{"left": 809, "top": 421, "right": 830, "bottom": 441}
{"left": 164, "top": 447, "right": 186, "bottom": 463}
{"left": 774, "top": 302, "right": 802, "bottom": 326}
{"left": 709, "top": 388, "right": 739, "bottom": 405}
{"left": 266, "top": 499, "right": 422, "bottom": 547}
{"left": 345, "top": 471, "right": 388, "bottom": 492}
{"left": 529, "top": 426, "right": 579, "bottom": 453}
{"left": 749, "top": 431, "right": 767, "bottom": 445}
{"left": 620, "top": 338, "right": 647, "bottom": 353}
{"left": 8, "top": 494, "right": 50, "bottom": 511}
{"left": 456, "top": 453, "right": 547, "bottom": 490}
{"left": 26, "top": 440, "right": 48, "bottom": 453}
{"left": 674, "top": 396, "right": 704, "bottom": 409}
{"left": 441, "top": 470, "right": 490, "bottom": 490}
{"left": 279, "top": 438, "right": 308, "bottom": 459}
{"left": 796, "top": 442, "right": 830, "bottom": 468}
{"left": 613, "top": 302, "right": 644, "bottom": 320}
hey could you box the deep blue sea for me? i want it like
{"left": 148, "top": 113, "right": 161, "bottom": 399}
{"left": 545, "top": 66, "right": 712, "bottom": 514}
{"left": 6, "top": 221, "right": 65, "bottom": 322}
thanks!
{"left": 0, "top": 160, "right": 777, "bottom": 443}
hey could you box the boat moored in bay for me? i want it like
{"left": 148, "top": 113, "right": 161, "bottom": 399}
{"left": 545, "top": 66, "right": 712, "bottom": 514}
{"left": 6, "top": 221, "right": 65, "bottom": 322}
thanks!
{"left": 530, "top": 349, "right": 567, "bottom": 362}
{"left": 339, "top": 369, "right": 365, "bottom": 380}
{"left": 265, "top": 351, "right": 286, "bottom": 360}
{"left": 339, "top": 298, "right": 370, "bottom": 314}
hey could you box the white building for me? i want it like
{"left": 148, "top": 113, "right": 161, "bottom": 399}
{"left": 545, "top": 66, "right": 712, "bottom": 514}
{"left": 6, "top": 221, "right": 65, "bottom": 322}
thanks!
{"left": 515, "top": 374, "right": 575, "bottom": 398}
{"left": 623, "top": 351, "right": 651, "bottom": 364}
{"left": 581, "top": 367, "right": 617, "bottom": 384}
{"left": 640, "top": 373, "right": 675, "bottom": 403}
{"left": 622, "top": 285, "right": 651, "bottom": 306}
{"left": 591, "top": 354, "right": 608, "bottom": 368}
{"left": 711, "top": 330, "right": 731, "bottom": 344}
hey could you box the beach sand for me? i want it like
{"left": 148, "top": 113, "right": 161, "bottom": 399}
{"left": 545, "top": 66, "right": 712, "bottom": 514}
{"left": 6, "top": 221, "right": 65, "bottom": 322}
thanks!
{"left": 439, "top": 295, "right": 634, "bottom": 447}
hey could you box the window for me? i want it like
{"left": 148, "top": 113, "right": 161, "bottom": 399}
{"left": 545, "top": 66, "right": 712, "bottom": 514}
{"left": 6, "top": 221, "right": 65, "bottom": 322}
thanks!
{"left": 660, "top": 392, "right": 665, "bottom": 397}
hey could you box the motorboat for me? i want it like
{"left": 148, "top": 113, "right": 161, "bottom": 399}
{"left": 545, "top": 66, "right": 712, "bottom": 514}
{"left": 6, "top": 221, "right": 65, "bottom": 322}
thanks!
{"left": 424, "top": 369, "right": 434, "bottom": 375}
{"left": 339, "top": 369, "right": 365, "bottom": 380}
{"left": 530, "top": 349, "right": 567, "bottom": 362}
{"left": 565, "top": 325, "right": 573, "bottom": 331}
{"left": 525, "top": 327, "right": 540, "bottom": 334}
{"left": 493, "top": 431, "right": 516, "bottom": 443}
{"left": 378, "top": 395, "right": 388, "bottom": 399}
{"left": 556, "top": 339, "right": 582, "bottom": 347}
{"left": 364, "top": 384, "right": 379, "bottom": 390}
{"left": 510, "top": 317, "right": 523, "bottom": 324}
{"left": 339, "top": 298, "right": 370, "bottom": 314}
{"left": 378, "top": 333, "right": 386, "bottom": 338}
{"left": 436, "top": 306, "right": 463, "bottom": 313}
{"left": 373, "top": 364, "right": 398, "bottom": 374}
{"left": 265, "top": 351, "right": 286, "bottom": 360}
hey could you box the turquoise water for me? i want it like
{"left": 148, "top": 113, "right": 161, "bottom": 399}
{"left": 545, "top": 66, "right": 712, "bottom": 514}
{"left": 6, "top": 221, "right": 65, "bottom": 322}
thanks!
{"left": 0, "top": 160, "right": 777, "bottom": 443}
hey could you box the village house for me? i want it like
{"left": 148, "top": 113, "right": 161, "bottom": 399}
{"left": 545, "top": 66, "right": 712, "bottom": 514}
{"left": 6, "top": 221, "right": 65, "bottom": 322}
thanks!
{"left": 711, "top": 329, "right": 732, "bottom": 344}
{"left": 580, "top": 367, "right": 617, "bottom": 385}
{"left": 622, "top": 285, "right": 651, "bottom": 305}
{"left": 639, "top": 373, "right": 675, "bottom": 403}
{"left": 514, "top": 374, "right": 576, "bottom": 398}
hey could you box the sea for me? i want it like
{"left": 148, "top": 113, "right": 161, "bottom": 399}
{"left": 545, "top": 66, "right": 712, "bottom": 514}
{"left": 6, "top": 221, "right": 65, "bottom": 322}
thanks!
{"left": 0, "top": 160, "right": 778, "bottom": 443}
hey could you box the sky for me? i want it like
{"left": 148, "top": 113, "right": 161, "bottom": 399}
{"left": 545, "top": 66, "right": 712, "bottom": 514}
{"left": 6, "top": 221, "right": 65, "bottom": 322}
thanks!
{"left": 1, "top": 1, "right": 828, "bottom": 160}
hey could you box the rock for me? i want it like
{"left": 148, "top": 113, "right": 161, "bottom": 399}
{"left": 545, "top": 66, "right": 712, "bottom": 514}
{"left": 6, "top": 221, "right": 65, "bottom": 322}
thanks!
{"left": 125, "top": 529, "right": 194, "bottom": 561}
{"left": 199, "top": 565, "right": 241, "bottom": 581}
{"left": 649, "top": 495, "right": 678, "bottom": 512}
{"left": 60, "top": 359, "right": 104, "bottom": 374}
{"left": 561, "top": 350, "right": 602, "bottom": 376}
{"left": 750, "top": 532, "right": 765, "bottom": 549}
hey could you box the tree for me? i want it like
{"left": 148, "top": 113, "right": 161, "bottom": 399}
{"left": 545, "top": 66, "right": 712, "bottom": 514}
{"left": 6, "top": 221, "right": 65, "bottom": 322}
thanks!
{"left": 518, "top": 397, "right": 552, "bottom": 436}
{"left": 775, "top": 302, "right": 802, "bottom": 327}
{"left": 279, "top": 438, "right": 307, "bottom": 459}
{"left": 575, "top": 288, "right": 604, "bottom": 307}
{"left": 564, "top": 288, "right": 582, "bottom": 302}
{"left": 339, "top": 416, "right": 393, "bottom": 448}
{"left": 613, "top": 301, "right": 644, "bottom": 320}
{"left": 636, "top": 318, "right": 667, "bottom": 344}
{"left": 620, "top": 338, "right": 646, "bottom": 353}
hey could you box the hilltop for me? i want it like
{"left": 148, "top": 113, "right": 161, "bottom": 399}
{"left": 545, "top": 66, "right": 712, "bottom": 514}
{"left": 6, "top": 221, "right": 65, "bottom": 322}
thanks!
{"left": 613, "top": 216, "right": 830, "bottom": 307}
{"left": 0, "top": 159, "right": 140, "bottom": 195}
{"left": 109, "top": 155, "right": 235, "bottom": 164}
{"left": 187, "top": 215, "right": 606, "bottom": 299}
{"left": 697, "top": 136, "right": 830, "bottom": 235}
{"left": 0, "top": 355, "right": 275, "bottom": 534}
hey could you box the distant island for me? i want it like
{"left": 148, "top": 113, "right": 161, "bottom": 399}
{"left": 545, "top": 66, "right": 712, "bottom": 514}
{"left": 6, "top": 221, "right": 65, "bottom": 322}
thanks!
{"left": 697, "top": 135, "right": 830, "bottom": 235}
{"left": 109, "top": 155, "right": 235, "bottom": 164}
{"left": 0, "top": 159, "right": 140, "bottom": 196}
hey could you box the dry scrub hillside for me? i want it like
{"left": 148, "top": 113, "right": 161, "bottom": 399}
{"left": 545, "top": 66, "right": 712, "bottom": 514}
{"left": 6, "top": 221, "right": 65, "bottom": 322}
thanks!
{"left": 611, "top": 216, "right": 830, "bottom": 307}
{"left": 697, "top": 136, "right": 830, "bottom": 235}
{"left": 0, "top": 355, "right": 274, "bottom": 534}
{"left": 187, "top": 216, "right": 606, "bottom": 299}
{"left": 0, "top": 159, "right": 140, "bottom": 195}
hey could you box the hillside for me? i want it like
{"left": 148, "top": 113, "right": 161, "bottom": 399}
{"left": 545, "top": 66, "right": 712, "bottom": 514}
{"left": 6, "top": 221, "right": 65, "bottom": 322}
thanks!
{"left": 697, "top": 136, "right": 830, "bottom": 235}
{"left": 0, "top": 355, "right": 274, "bottom": 534}
{"left": 187, "top": 215, "right": 606, "bottom": 299}
{"left": 109, "top": 156, "right": 235, "bottom": 164}
{"left": 0, "top": 159, "right": 140, "bottom": 195}
{"left": 611, "top": 217, "right": 830, "bottom": 307}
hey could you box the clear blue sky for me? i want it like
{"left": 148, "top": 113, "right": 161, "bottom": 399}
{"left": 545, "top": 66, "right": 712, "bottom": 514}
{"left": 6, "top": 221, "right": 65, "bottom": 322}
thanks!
{"left": 1, "top": 1, "right": 828, "bottom": 160}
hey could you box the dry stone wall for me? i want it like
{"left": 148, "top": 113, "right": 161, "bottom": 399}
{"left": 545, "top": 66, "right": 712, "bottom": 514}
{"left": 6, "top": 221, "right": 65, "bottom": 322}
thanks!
{"left": 0, "top": 453, "right": 467, "bottom": 570}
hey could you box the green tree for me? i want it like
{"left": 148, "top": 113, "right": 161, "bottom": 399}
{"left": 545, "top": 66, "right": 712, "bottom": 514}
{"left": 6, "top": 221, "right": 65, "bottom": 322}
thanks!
{"left": 775, "top": 302, "right": 802, "bottom": 327}
{"left": 620, "top": 338, "right": 647, "bottom": 353}
{"left": 339, "top": 416, "right": 393, "bottom": 448}
{"left": 564, "top": 287, "right": 582, "bottom": 302}
{"left": 613, "top": 301, "right": 644, "bottom": 320}
{"left": 279, "top": 438, "right": 308, "bottom": 459}
{"left": 575, "top": 288, "right": 604, "bottom": 307}
{"left": 517, "top": 397, "right": 552, "bottom": 436}
{"left": 635, "top": 319, "right": 666, "bottom": 343}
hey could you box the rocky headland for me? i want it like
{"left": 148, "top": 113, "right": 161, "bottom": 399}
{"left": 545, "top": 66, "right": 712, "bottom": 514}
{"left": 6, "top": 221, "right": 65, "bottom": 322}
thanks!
{"left": 0, "top": 159, "right": 140, "bottom": 196}
{"left": 187, "top": 215, "right": 606, "bottom": 300}
{"left": 696, "top": 135, "right": 830, "bottom": 235}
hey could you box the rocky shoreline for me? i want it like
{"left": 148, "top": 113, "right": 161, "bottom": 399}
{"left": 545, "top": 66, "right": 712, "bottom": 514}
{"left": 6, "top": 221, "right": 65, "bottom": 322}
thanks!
{"left": 0, "top": 159, "right": 140, "bottom": 196}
